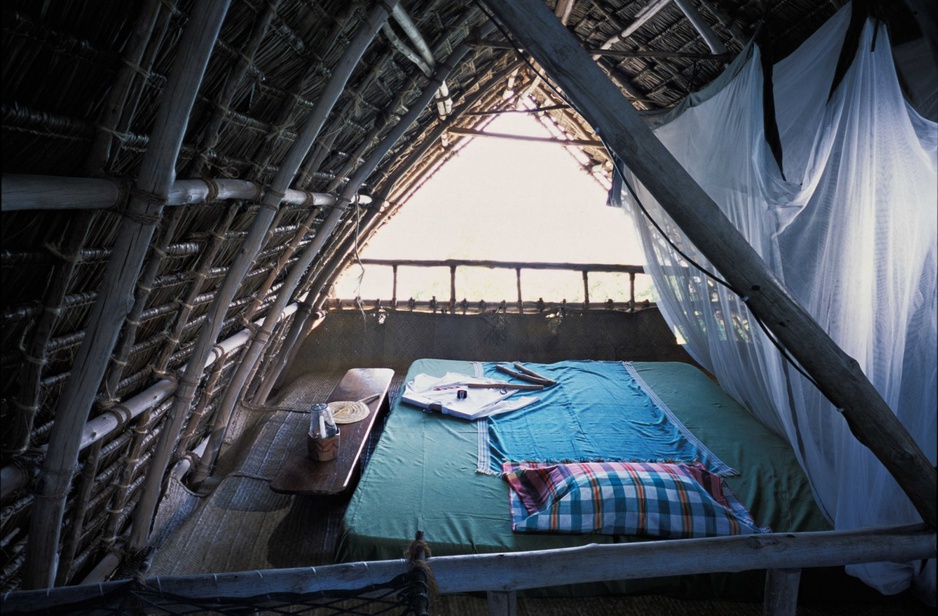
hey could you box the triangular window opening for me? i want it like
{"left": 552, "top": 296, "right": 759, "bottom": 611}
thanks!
{"left": 333, "top": 111, "right": 655, "bottom": 307}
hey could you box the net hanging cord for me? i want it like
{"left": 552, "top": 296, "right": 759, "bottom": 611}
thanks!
{"left": 474, "top": 0, "right": 824, "bottom": 394}
{"left": 352, "top": 202, "right": 368, "bottom": 324}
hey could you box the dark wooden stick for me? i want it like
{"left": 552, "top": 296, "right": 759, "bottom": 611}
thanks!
{"left": 512, "top": 363, "right": 557, "bottom": 385}
{"left": 465, "top": 382, "right": 544, "bottom": 391}
{"left": 496, "top": 364, "right": 555, "bottom": 386}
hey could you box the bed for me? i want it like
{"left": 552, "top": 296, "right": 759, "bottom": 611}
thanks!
{"left": 336, "top": 359, "right": 844, "bottom": 599}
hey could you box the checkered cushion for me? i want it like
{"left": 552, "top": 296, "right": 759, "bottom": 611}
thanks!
{"left": 503, "top": 461, "right": 769, "bottom": 538}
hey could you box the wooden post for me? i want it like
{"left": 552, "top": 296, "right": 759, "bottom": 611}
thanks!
{"left": 21, "top": 0, "right": 233, "bottom": 589}
{"left": 582, "top": 270, "right": 590, "bottom": 310}
{"left": 55, "top": 439, "right": 102, "bottom": 586}
{"left": 450, "top": 265, "right": 458, "bottom": 311}
{"left": 764, "top": 568, "right": 801, "bottom": 616}
{"left": 484, "top": 0, "right": 937, "bottom": 528}
{"left": 486, "top": 590, "right": 517, "bottom": 616}
{"left": 516, "top": 268, "right": 523, "bottom": 314}
{"left": 629, "top": 271, "right": 636, "bottom": 311}
{"left": 102, "top": 208, "right": 186, "bottom": 398}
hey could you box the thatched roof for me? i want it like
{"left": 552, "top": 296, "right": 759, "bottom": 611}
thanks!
{"left": 1, "top": 0, "right": 931, "bottom": 593}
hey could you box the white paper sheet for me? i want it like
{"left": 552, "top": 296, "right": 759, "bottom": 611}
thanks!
{"left": 401, "top": 372, "right": 538, "bottom": 420}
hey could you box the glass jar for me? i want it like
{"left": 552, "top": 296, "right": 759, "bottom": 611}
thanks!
{"left": 309, "top": 403, "right": 338, "bottom": 439}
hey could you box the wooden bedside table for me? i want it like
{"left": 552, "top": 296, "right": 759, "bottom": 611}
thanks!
{"left": 269, "top": 367, "right": 393, "bottom": 496}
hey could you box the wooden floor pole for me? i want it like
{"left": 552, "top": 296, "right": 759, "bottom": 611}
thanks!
{"left": 21, "top": 0, "right": 233, "bottom": 589}
{"left": 483, "top": 0, "right": 937, "bottom": 528}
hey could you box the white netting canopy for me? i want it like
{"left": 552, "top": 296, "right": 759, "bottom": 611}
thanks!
{"left": 612, "top": 2, "right": 937, "bottom": 603}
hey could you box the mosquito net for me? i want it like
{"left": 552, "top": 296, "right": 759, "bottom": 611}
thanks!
{"left": 612, "top": 3, "right": 937, "bottom": 603}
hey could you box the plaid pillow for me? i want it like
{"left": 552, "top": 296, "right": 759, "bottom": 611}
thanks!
{"left": 503, "top": 461, "right": 769, "bottom": 538}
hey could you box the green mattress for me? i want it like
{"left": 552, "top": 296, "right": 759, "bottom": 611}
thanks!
{"left": 336, "top": 359, "right": 835, "bottom": 599}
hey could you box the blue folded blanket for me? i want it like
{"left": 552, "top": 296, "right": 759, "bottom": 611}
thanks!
{"left": 479, "top": 360, "right": 736, "bottom": 477}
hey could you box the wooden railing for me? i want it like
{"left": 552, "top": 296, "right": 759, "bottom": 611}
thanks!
{"left": 4, "top": 524, "right": 933, "bottom": 615}
{"left": 330, "top": 258, "right": 650, "bottom": 313}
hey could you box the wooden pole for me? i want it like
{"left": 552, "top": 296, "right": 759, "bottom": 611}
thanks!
{"left": 582, "top": 270, "right": 590, "bottom": 310}
{"left": 128, "top": 0, "right": 398, "bottom": 552}
{"left": 4, "top": 525, "right": 933, "bottom": 612}
{"left": 516, "top": 268, "right": 523, "bottom": 314}
{"left": 154, "top": 205, "right": 241, "bottom": 373}
{"left": 0, "top": 174, "right": 341, "bottom": 212}
{"left": 450, "top": 265, "right": 457, "bottom": 309}
{"left": 102, "top": 208, "right": 186, "bottom": 399}
{"left": 429, "top": 525, "right": 935, "bottom": 594}
{"left": 764, "top": 568, "right": 801, "bottom": 616}
{"left": 476, "top": 39, "right": 732, "bottom": 61}
{"left": 357, "top": 258, "right": 642, "bottom": 274}
{"left": 447, "top": 126, "right": 604, "bottom": 147}
{"left": 21, "top": 0, "right": 233, "bottom": 589}
{"left": 253, "top": 216, "right": 383, "bottom": 405}
{"left": 483, "top": 0, "right": 937, "bottom": 528}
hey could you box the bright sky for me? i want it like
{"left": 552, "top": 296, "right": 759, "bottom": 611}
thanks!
{"left": 335, "top": 111, "right": 650, "bottom": 302}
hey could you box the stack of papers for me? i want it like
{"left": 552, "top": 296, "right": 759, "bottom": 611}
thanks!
{"left": 401, "top": 372, "right": 538, "bottom": 420}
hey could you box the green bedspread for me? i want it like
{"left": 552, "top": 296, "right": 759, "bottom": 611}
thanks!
{"left": 336, "top": 359, "right": 833, "bottom": 599}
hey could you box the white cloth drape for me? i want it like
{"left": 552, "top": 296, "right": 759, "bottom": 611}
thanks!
{"left": 612, "top": 3, "right": 937, "bottom": 603}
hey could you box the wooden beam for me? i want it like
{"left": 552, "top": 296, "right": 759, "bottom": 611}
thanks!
{"left": 4, "top": 525, "right": 932, "bottom": 612}
{"left": 599, "top": 0, "right": 672, "bottom": 49}
{"left": 447, "top": 126, "right": 603, "bottom": 147}
{"left": 673, "top": 0, "right": 727, "bottom": 54}
{"left": 554, "top": 0, "right": 576, "bottom": 25}
{"left": 428, "top": 525, "right": 935, "bottom": 594}
{"left": 358, "top": 258, "right": 643, "bottom": 274}
{"left": 463, "top": 103, "right": 571, "bottom": 116}
{"left": 483, "top": 0, "right": 937, "bottom": 528}
{"left": 476, "top": 39, "right": 731, "bottom": 61}
{"left": 0, "top": 174, "right": 346, "bottom": 212}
